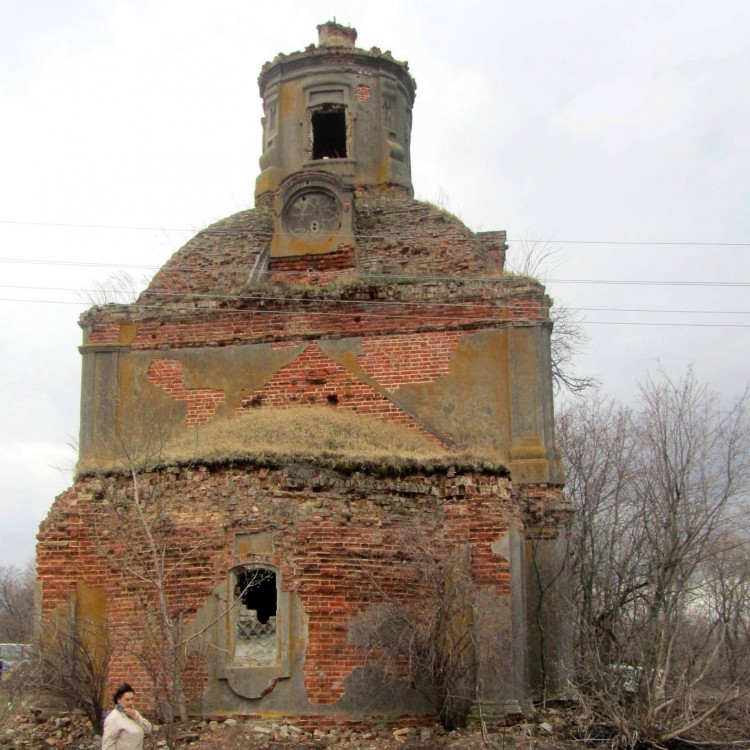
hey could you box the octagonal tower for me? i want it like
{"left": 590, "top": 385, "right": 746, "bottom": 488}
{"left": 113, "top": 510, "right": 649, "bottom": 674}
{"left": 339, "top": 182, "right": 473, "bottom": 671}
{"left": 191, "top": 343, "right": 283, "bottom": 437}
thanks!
{"left": 255, "top": 21, "right": 416, "bottom": 203}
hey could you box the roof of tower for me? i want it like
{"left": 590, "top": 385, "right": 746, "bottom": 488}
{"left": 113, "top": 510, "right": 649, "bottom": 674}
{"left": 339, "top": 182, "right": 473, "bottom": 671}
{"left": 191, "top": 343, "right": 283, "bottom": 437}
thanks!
{"left": 258, "top": 22, "right": 416, "bottom": 99}
{"left": 79, "top": 25, "right": 549, "bottom": 320}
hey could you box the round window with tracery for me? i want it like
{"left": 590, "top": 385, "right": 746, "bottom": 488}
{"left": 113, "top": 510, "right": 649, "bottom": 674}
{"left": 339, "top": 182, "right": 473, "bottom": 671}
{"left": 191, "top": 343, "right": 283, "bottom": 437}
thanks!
{"left": 282, "top": 190, "right": 341, "bottom": 237}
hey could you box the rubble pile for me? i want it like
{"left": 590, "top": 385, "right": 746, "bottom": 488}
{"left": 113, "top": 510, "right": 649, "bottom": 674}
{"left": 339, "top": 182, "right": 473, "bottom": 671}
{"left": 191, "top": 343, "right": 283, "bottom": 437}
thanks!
{"left": 0, "top": 706, "right": 587, "bottom": 749}
{"left": 192, "top": 719, "right": 443, "bottom": 746}
{"left": 1, "top": 711, "right": 98, "bottom": 750}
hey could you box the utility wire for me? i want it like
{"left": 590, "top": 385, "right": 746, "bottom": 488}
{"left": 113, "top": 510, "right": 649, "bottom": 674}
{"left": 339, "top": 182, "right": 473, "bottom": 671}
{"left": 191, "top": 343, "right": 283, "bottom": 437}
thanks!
{"left": 1, "top": 218, "right": 750, "bottom": 247}
{"left": 1, "top": 284, "right": 749, "bottom": 316}
{"left": 0, "top": 258, "right": 160, "bottom": 269}
{"left": 0, "top": 219, "right": 193, "bottom": 232}
{"left": 1, "top": 297, "right": 750, "bottom": 328}
{"left": 0, "top": 257, "right": 747, "bottom": 287}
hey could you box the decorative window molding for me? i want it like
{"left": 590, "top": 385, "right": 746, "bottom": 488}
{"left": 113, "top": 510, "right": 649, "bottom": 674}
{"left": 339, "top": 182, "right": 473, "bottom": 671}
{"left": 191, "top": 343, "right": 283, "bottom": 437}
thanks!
{"left": 216, "top": 562, "right": 291, "bottom": 699}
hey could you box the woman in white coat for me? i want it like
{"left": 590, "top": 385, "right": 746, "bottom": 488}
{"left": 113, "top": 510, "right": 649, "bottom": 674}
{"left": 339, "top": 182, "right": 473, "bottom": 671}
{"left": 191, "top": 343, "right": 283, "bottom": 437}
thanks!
{"left": 101, "top": 683, "right": 152, "bottom": 750}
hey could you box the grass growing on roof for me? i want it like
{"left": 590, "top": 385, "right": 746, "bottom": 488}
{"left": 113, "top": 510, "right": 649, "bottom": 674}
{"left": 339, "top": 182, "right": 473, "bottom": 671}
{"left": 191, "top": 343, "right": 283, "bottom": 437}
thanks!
{"left": 168, "top": 406, "right": 445, "bottom": 462}
{"left": 77, "top": 407, "right": 510, "bottom": 477}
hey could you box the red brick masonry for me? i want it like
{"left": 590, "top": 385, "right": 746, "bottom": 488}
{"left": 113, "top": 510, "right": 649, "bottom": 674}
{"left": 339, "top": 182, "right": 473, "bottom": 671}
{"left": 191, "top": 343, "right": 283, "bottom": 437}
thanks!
{"left": 38, "top": 463, "right": 529, "bottom": 712}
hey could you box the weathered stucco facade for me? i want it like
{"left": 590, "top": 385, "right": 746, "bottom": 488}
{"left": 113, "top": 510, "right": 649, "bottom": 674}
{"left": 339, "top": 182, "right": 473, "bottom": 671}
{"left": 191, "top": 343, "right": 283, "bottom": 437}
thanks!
{"left": 38, "top": 22, "right": 572, "bottom": 725}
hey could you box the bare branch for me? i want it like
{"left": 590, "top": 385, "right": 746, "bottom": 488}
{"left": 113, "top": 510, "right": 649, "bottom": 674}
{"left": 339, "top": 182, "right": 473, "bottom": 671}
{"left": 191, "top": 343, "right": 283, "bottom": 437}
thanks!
{"left": 559, "top": 371, "right": 750, "bottom": 745}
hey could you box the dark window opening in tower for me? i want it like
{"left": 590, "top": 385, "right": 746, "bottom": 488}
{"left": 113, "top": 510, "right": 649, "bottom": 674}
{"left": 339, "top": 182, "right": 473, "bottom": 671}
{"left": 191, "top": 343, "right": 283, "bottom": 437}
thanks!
{"left": 312, "top": 107, "right": 347, "bottom": 159}
{"left": 237, "top": 568, "right": 277, "bottom": 624}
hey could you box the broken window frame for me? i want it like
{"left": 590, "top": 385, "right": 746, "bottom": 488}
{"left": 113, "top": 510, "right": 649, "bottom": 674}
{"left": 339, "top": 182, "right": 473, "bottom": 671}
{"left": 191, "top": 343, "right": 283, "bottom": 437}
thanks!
{"left": 308, "top": 104, "right": 349, "bottom": 161}
{"left": 230, "top": 564, "right": 279, "bottom": 667}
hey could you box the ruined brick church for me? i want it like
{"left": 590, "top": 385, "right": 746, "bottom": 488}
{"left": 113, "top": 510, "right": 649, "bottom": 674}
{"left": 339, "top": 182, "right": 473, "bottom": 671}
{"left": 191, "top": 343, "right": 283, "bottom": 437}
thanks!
{"left": 38, "top": 23, "right": 571, "bottom": 725}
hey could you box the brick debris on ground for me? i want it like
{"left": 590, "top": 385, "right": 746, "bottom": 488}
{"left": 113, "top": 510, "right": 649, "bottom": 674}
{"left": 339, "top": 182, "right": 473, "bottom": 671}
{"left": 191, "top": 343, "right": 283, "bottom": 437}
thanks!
{"left": 2, "top": 706, "right": 744, "bottom": 749}
{"left": 0, "top": 710, "right": 581, "bottom": 750}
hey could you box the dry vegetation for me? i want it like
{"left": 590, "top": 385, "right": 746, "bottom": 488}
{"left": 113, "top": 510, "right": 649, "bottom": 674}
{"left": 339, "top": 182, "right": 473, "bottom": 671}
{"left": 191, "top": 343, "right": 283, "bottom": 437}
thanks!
{"left": 171, "top": 407, "right": 446, "bottom": 462}
{"left": 79, "top": 407, "right": 509, "bottom": 478}
{"left": 558, "top": 370, "right": 750, "bottom": 747}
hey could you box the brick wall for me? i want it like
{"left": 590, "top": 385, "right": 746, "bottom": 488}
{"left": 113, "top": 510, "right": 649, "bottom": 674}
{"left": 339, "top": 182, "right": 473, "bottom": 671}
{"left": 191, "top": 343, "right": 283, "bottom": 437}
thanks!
{"left": 82, "top": 278, "right": 548, "bottom": 357}
{"left": 37, "top": 463, "right": 519, "bottom": 717}
{"left": 353, "top": 191, "right": 504, "bottom": 278}
{"left": 268, "top": 245, "right": 356, "bottom": 285}
{"left": 357, "top": 330, "right": 462, "bottom": 391}
{"left": 518, "top": 483, "right": 572, "bottom": 538}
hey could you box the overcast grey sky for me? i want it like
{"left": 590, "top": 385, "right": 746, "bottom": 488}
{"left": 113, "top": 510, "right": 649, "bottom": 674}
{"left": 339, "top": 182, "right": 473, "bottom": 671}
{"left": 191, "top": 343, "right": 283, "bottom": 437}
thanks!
{"left": 1, "top": 0, "right": 749, "bottom": 567}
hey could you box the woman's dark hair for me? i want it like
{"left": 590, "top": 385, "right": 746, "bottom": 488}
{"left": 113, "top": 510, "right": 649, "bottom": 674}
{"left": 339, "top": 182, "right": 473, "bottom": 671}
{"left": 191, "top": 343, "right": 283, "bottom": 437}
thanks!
{"left": 113, "top": 683, "right": 135, "bottom": 705}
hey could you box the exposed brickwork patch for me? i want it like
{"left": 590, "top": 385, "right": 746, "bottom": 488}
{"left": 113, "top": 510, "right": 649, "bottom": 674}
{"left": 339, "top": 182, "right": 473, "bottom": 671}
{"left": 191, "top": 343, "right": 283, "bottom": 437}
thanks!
{"left": 358, "top": 331, "right": 463, "bottom": 391}
{"left": 147, "top": 358, "right": 225, "bottom": 426}
{"left": 354, "top": 191, "right": 503, "bottom": 278}
{"left": 139, "top": 205, "right": 274, "bottom": 304}
{"left": 238, "top": 343, "right": 444, "bottom": 444}
{"left": 519, "top": 483, "right": 572, "bottom": 538}
{"left": 268, "top": 246, "right": 356, "bottom": 285}
{"left": 354, "top": 84, "right": 371, "bottom": 102}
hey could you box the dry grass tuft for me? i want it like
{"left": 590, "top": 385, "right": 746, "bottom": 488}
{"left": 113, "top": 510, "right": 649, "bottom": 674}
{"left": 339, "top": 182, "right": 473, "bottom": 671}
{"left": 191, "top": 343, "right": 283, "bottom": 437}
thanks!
{"left": 170, "top": 407, "right": 444, "bottom": 462}
{"left": 77, "top": 408, "right": 510, "bottom": 478}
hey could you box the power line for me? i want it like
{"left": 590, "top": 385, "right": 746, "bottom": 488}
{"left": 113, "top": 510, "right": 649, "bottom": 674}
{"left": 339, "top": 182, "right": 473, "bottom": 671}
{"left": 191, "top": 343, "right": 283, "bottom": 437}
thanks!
{"left": 0, "top": 257, "right": 160, "bottom": 269}
{"left": 547, "top": 279, "right": 750, "bottom": 287}
{"left": 582, "top": 321, "right": 750, "bottom": 328}
{"left": 2, "top": 284, "right": 749, "bottom": 316}
{"left": 1, "top": 218, "right": 749, "bottom": 247}
{"left": 1, "top": 296, "right": 749, "bottom": 328}
{"left": 0, "top": 219, "right": 194, "bottom": 232}
{"left": 0, "top": 256, "right": 747, "bottom": 287}
{"left": 576, "top": 307, "right": 750, "bottom": 315}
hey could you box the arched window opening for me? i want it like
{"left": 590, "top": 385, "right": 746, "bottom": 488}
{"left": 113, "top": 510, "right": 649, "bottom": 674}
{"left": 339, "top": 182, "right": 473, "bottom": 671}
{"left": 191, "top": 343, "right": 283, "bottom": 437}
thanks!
{"left": 233, "top": 567, "right": 278, "bottom": 666}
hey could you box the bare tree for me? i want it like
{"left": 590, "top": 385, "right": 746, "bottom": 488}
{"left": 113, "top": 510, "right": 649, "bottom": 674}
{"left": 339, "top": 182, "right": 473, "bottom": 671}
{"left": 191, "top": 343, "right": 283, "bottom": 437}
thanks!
{"left": 351, "top": 542, "right": 484, "bottom": 731}
{"left": 0, "top": 658, "right": 33, "bottom": 731}
{"left": 548, "top": 302, "right": 597, "bottom": 395}
{"left": 556, "top": 393, "right": 639, "bottom": 668}
{"left": 0, "top": 564, "right": 39, "bottom": 731}
{"left": 700, "top": 537, "right": 750, "bottom": 684}
{"left": 34, "top": 597, "right": 113, "bottom": 733}
{"left": 558, "top": 370, "right": 750, "bottom": 745}
{"left": 93, "top": 464, "right": 215, "bottom": 749}
{"left": 0, "top": 562, "right": 36, "bottom": 644}
{"left": 83, "top": 406, "right": 234, "bottom": 750}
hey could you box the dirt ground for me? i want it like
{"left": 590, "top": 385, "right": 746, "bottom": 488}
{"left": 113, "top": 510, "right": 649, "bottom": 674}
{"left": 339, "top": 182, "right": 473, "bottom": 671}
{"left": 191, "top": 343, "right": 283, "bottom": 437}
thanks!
{"left": 0, "top": 711, "right": 575, "bottom": 750}
{"left": 2, "top": 701, "right": 749, "bottom": 750}
{"left": 180, "top": 719, "right": 574, "bottom": 750}
{"left": 142, "top": 703, "right": 750, "bottom": 750}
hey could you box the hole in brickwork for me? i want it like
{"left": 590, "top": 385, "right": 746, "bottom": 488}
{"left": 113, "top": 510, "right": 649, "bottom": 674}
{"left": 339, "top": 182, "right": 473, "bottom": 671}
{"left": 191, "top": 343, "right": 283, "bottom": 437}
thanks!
{"left": 238, "top": 568, "right": 277, "bottom": 624}
{"left": 311, "top": 106, "right": 347, "bottom": 159}
{"left": 327, "top": 394, "right": 339, "bottom": 404}
{"left": 233, "top": 567, "right": 278, "bottom": 667}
